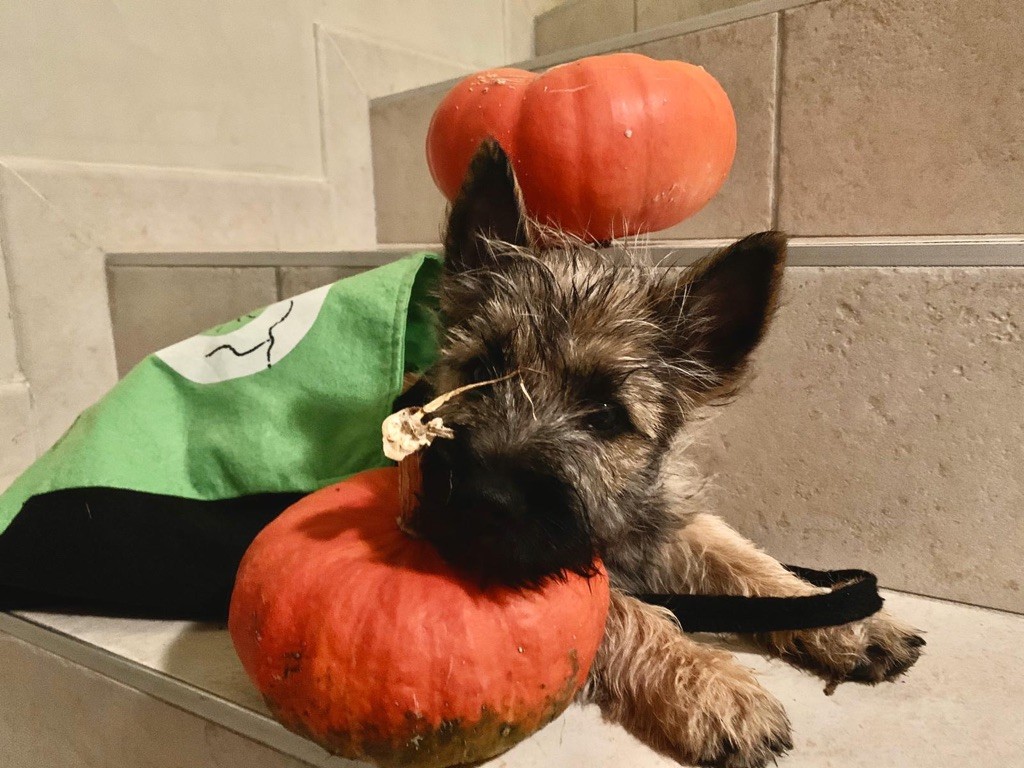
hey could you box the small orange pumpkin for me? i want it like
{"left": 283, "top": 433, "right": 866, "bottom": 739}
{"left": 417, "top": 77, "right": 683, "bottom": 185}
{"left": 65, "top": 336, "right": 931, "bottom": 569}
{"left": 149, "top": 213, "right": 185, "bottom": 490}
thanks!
{"left": 426, "top": 52, "right": 736, "bottom": 242}
{"left": 229, "top": 467, "right": 610, "bottom": 768}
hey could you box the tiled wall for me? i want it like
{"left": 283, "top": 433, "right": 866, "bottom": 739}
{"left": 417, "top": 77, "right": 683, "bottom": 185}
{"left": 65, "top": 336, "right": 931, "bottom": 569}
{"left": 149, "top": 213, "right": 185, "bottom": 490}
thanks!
{"left": 0, "top": 2, "right": 565, "bottom": 482}
{"left": 374, "top": 0, "right": 1024, "bottom": 243}
{"left": 107, "top": 264, "right": 369, "bottom": 376}
{"left": 535, "top": 0, "right": 757, "bottom": 55}
{"left": 702, "top": 265, "right": 1024, "bottom": 614}
{"left": 105, "top": 252, "right": 1024, "bottom": 614}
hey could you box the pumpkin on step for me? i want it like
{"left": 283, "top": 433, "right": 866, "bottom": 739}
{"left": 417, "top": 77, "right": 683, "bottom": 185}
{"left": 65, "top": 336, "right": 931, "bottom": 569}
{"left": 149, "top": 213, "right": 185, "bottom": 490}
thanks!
{"left": 426, "top": 52, "right": 736, "bottom": 242}
{"left": 229, "top": 466, "right": 610, "bottom": 768}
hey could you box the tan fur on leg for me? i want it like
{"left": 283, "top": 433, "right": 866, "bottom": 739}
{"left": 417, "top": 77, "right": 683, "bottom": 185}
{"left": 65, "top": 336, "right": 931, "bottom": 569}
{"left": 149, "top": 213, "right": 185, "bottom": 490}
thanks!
{"left": 583, "top": 590, "right": 791, "bottom": 768}
{"left": 651, "top": 514, "right": 925, "bottom": 686}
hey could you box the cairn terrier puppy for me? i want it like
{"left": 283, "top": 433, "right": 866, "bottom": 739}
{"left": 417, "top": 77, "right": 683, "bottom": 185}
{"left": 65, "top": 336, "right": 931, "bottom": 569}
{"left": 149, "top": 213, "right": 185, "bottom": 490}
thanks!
{"left": 406, "top": 141, "right": 924, "bottom": 768}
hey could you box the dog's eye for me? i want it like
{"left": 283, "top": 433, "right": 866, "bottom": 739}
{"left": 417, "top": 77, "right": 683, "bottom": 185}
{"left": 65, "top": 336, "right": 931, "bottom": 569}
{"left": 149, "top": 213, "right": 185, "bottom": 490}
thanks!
{"left": 584, "top": 401, "right": 632, "bottom": 437}
{"left": 465, "top": 350, "right": 504, "bottom": 384}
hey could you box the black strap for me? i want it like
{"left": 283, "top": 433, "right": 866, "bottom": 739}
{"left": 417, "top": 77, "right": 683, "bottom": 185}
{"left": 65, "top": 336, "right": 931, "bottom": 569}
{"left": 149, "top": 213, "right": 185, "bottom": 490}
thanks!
{"left": 635, "top": 565, "right": 883, "bottom": 633}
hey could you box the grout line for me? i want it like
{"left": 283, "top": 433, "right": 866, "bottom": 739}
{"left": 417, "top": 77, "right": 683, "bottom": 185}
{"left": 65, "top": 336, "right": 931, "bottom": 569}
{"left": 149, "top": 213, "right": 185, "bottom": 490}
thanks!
{"left": 273, "top": 266, "right": 285, "bottom": 302}
{"left": 312, "top": 25, "right": 333, "bottom": 183}
{"left": 768, "top": 12, "right": 784, "bottom": 230}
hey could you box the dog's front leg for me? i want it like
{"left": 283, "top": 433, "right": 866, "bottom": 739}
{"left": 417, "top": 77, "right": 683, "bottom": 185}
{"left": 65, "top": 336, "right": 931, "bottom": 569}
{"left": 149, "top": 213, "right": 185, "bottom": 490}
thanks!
{"left": 582, "top": 589, "right": 791, "bottom": 768}
{"left": 659, "top": 513, "right": 925, "bottom": 685}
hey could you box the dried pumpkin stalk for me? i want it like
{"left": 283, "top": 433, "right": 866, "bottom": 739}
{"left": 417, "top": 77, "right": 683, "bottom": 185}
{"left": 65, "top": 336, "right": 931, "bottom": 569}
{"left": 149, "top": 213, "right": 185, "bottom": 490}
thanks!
{"left": 381, "top": 371, "right": 519, "bottom": 462}
{"left": 383, "top": 372, "right": 521, "bottom": 530}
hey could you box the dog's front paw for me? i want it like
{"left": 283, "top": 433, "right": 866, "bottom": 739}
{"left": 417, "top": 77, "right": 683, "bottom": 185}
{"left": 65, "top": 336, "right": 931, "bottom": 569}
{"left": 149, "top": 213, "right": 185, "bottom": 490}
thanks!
{"left": 685, "top": 666, "right": 792, "bottom": 768}
{"left": 757, "top": 610, "right": 925, "bottom": 687}
{"left": 609, "top": 649, "right": 791, "bottom": 768}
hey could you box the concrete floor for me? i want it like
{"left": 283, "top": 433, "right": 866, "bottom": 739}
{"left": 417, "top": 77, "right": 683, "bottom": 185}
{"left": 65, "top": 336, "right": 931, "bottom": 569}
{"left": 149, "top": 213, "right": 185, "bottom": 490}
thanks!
{"left": 1, "top": 590, "right": 1021, "bottom": 768}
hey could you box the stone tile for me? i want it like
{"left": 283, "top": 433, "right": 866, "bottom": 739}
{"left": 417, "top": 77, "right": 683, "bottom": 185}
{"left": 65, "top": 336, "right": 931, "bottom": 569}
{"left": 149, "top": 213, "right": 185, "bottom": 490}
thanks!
{"left": 0, "top": 631, "right": 317, "bottom": 768}
{"left": 506, "top": 0, "right": 576, "bottom": 62}
{"left": 316, "top": 30, "right": 378, "bottom": 251}
{"left": 314, "top": 0, "right": 509, "bottom": 70}
{"left": 108, "top": 267, "right": 278, "bottom": 377}
{"left": 636, "top": 13, "right": 777, "bottom": 238}
{"left": 5, "top": 157, "right": 336, "bottom": 253}
{"left": 734, "top": 591, "right": 1024, "bottom": 767}
{"left": 22, "top": 590, "right": 1024, "bottom": 767}
{"left": 778, "top": 0, "right": 1024, "bottom": 235}
{"left": 637, "top": 0, "right": 758, "bottom": 30}
{"left": 534, "top": 0, "right": 635, "bottom": 56}
{"left": 324, "top": 29, "right": 472, "bottom": 102}
{"left": 0, "top": 0, "right": 321, "bottom": 176}
{"left": 699, "top": 266, "right": 1024, "bottom": 612}
{"left": 317, "top": 30, "right": 474, "bottom": 250}
{"left": 0, "top": 237, "right": 21, "bottom": 383}
{"left": 278, "top": 266, "right": 368, "bottom": 298}
{"left": 0, "top": 167, "right": 118, "bottom": 454}
{"left": 0, "top": 382, "right": 33, "bottom": 490}
{"left": 371, "top": 88, "right": 449, "bottom": 245}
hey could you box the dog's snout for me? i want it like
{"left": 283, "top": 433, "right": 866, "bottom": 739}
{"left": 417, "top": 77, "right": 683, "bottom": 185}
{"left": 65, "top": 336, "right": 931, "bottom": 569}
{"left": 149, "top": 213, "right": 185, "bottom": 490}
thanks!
{"left": 414, "top": 436, "right": 596, "bottom": 587}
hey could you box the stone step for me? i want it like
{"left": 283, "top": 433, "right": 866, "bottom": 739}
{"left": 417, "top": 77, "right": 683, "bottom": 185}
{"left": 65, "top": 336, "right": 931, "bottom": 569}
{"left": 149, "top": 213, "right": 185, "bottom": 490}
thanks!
{"left": 103, "top": 239, "right": 1024, "bottom": 615}
{"left": 1, "top": 590, "right": 1020, "bottom": 767}
{"left": 368, "top": 0, "right": 1024, "bottom": 245}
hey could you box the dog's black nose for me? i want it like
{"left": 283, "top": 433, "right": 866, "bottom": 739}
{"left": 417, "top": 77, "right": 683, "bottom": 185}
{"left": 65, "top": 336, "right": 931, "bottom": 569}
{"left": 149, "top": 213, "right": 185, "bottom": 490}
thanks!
{"left": 448, "top": 464, "right": 539, "bottom": 528}
{"left": 414, "top": 439, "right": 596, "bottom": 587}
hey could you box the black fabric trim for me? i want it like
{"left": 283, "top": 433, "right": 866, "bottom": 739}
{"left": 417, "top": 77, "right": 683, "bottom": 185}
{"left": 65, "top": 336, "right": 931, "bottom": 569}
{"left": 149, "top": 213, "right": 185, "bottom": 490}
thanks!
{"left": 0, "top": 487, "right": 304, "bottom": 620}
{"left": 635, "top": 566, "right": 884, "bottom": 633}
{"left": 1, "top": 486, "right": 883, "bottom": 632}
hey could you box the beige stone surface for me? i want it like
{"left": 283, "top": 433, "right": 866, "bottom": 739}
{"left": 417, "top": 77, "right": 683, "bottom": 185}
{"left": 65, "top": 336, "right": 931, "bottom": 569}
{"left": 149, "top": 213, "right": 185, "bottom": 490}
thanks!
{"left": 0, "top": 631, "right": 317, "bottom": 768}
{"left": 637, "top": 14, "right": 777, "bottom": 238}
{"left": 0, "top": 167, "right": 118, "bottom": 454}
{"left": 0, "top": 236, "right": 21, "bottom": 383}
{"left": 0, "top": 1, "right": 521, "bottom": 177}
{"left": 278, "top": 266, "right": 368, "bottom": 298}
{"left": 778, "top": 0, "right": 1024, "bottom": 235}
{"left": 4, "top": 157, "right": 337, "bottom": 253}
{"left": 534, "top": 0, "right": 635, "bottom": 56}
{"left": 0, "top": 0, "right": 322, "bottom": 176}
{"left": 700, "top": 266, "right": 1024, "bottom": 613}
{"left": 312, "top": 0, "right": 511, "bottom": 71}
{"left": 317, "top": 29, "right": 473, "bottom": 249}
{"left": 636, "top": 0, "right": 758, "bottom": 30}
{"left": 108, "top": 267, "right": 278, "bottom": 377}
{"left": 372, "top": 88, "right": 449, "bottom": 245}
{"left": 20, "top": 589, "right": 1024, "bottom": 767}
{"left": 0, "top": 382, "right": 33, "bottom": 490}
{"left": 507, "top": 0, "right": 576, "bottom": 61}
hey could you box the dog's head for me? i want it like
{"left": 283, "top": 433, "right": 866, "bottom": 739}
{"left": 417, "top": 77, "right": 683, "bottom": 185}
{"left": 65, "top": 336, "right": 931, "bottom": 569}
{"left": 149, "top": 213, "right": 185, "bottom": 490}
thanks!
{"left": 411, "top": 140, "right": 786, "bottom": 587}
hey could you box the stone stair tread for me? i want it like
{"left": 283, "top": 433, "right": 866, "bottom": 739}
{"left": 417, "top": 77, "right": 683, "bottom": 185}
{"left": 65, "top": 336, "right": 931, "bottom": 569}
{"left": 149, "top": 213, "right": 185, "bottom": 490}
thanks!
{"left": 2, "top": 589, "right": 1020, "bottom": 767}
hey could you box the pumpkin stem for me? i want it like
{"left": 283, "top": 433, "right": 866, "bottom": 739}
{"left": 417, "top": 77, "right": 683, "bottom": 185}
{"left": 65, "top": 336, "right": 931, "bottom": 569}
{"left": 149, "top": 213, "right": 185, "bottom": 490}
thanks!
{"left": 396, "top": 454, "right": 423, "bottom": 537}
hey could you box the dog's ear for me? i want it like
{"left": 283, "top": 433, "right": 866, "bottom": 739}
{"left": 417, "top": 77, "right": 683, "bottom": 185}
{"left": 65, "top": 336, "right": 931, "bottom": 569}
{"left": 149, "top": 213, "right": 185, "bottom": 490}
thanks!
{"left": 661, "top": 231, "right": 787, "bottom": 392}
{"left": 443, "top": 139, "right": 529, "bottom": 273}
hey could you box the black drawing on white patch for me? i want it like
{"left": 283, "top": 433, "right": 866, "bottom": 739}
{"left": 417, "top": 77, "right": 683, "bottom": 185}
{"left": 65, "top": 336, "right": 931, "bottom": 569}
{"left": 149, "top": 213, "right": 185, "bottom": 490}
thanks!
{"left": 205, "top": 301, "right": 295, "bottom": 369}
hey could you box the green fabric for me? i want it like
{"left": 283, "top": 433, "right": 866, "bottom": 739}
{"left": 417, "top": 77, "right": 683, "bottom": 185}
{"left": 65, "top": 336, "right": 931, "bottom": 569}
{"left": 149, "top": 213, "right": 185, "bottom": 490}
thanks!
{"left": 0, "top": 252, "right": 441, "bottom": 536}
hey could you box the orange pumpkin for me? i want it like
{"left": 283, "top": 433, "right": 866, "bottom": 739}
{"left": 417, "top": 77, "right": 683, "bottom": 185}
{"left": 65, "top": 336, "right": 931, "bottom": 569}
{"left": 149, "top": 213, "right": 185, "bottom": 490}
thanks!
{"left": 229, "top": 466, "right": 610, "bottom": 768}
{"left": 426, "top": 52, "right": 736, "bottom": 242}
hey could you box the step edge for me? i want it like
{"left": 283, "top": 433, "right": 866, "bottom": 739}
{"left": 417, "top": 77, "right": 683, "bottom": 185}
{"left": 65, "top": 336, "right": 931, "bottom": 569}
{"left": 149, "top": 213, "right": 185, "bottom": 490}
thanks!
{"left": 105, "top": 236, "right": 1024, "bottom": 268}
{"left": 371, "top": 0, "right": 824, "bottom": 109}
{"left": 0, "top": 612, "right": 346, "bottom": 767}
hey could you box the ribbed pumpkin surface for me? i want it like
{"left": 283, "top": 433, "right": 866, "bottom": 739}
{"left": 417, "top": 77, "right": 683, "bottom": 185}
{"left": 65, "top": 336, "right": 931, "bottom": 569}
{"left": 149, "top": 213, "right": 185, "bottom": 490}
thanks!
{"left": 229, "top": 467, "right": 609, "bottom": 768}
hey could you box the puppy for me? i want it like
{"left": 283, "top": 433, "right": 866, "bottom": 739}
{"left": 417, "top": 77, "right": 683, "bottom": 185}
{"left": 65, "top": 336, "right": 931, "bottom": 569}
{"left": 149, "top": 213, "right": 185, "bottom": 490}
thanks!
{"left": 407, "top": 141, "right": 923, "bottom": 767}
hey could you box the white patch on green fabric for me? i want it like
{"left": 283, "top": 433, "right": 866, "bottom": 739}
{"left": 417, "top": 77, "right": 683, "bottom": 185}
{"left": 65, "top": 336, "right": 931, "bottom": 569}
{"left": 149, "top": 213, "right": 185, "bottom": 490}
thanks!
{"left": 155, "top": 284, "right": 333, "bottom": 384}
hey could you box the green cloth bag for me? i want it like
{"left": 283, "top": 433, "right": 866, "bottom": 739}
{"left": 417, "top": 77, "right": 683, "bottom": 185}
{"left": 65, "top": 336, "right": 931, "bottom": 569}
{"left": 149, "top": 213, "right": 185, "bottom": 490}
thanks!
{"left": 0, "top": 253, "right": 441, "bottom": 618}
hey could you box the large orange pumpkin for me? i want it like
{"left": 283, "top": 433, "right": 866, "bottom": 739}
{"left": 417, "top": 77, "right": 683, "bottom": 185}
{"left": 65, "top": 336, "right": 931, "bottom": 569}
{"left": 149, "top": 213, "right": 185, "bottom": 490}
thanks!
{"left": 229, "top": 466, "right": 610, "bottom": 768}
{"left": 426, "top": 52, "right": 736, "bottom": 242}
